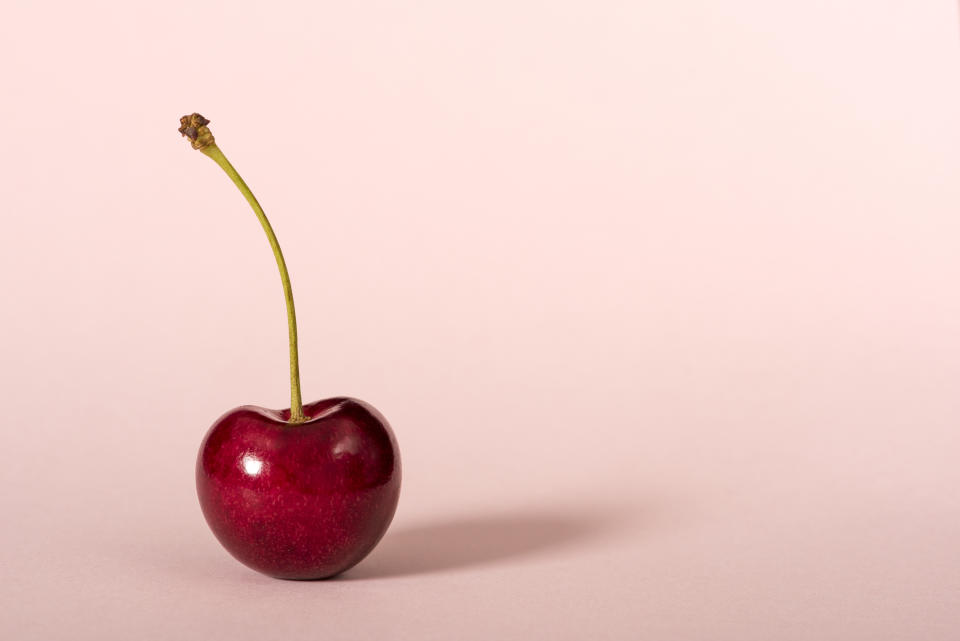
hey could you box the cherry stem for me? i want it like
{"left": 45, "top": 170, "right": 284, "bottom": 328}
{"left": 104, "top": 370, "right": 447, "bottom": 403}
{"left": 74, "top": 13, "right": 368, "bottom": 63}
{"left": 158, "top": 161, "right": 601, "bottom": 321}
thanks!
{"left": 179, "top": 114, "right": 304, "bottom": 423}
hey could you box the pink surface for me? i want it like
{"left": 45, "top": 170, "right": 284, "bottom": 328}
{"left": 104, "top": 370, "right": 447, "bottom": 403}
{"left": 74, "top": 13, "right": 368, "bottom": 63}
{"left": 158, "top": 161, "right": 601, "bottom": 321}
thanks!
{"left": 2, "top": 1, "right": 960, "bottom": 639}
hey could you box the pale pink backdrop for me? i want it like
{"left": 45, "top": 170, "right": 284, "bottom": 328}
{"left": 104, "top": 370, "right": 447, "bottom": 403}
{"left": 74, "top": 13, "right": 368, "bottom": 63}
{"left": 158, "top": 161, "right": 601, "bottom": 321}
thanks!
{"left": 1, "top": 1, "right": 959, "bottom": 639}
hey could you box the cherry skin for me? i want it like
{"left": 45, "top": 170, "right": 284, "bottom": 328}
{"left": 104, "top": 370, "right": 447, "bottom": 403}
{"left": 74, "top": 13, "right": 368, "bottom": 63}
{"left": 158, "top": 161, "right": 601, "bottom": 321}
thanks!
{"left": 196, "top": 397, "right": 400, "bottom": 579}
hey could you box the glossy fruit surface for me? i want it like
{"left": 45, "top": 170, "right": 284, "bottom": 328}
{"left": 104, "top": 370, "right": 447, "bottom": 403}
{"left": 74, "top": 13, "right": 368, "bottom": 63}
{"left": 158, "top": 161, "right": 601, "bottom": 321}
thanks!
{"left": 196, "top": 397, "right": 400, "bottom": 579}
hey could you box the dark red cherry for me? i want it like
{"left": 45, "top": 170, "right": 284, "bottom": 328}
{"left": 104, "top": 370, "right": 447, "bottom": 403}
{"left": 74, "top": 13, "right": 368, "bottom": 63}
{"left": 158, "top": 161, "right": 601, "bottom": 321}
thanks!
{"left": 196, "top": 397, "right": 401, "bottom": 579}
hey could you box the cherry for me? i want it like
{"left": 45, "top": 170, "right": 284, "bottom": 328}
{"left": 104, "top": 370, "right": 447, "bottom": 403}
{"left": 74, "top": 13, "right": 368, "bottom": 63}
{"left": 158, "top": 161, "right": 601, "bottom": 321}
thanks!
{"left": 179, "top": 114, "right": 400, "bottom": 579}
{"left": 197, "top": 398, "right": 400, "bottom": 579}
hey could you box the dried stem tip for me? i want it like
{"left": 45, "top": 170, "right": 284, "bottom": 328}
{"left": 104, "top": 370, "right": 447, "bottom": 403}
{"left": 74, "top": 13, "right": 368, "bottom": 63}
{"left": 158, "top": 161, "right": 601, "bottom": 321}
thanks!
{"left": 178, "top": 113, "right": 215, "bottom": 150}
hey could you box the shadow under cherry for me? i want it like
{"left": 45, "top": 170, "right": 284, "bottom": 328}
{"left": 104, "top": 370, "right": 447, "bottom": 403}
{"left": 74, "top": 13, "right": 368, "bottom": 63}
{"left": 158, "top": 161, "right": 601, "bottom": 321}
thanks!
{"left": 343, "top": 509, "right": 623, "bottom": 580}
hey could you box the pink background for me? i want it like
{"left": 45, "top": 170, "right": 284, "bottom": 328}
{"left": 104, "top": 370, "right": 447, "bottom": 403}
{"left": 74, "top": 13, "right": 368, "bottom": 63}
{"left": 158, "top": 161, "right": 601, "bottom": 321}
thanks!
{"left": 2, "top": 1, "right": 959, "bottom": 639}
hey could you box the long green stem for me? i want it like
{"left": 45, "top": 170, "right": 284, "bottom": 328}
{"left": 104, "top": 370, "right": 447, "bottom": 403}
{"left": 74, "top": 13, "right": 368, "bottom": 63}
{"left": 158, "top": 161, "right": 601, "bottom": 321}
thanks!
{"left": 175, "top": 116, "right": 306, "bottom": 425}
{"left": 178, "top": 114, "right": 304, "bottom": 422}
{"left": 201, "top": 144, "right": 304, "bottom": 422}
